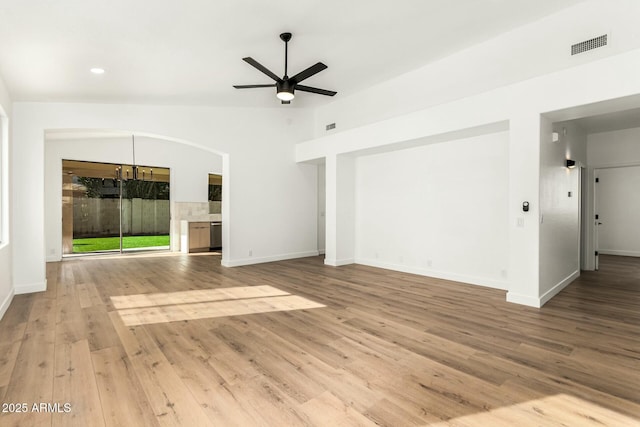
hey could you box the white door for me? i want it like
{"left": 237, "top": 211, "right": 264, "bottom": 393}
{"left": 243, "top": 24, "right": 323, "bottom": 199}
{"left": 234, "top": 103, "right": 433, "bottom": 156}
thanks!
{"left": 594, "top": 165, "right": 640, "bottom": 269}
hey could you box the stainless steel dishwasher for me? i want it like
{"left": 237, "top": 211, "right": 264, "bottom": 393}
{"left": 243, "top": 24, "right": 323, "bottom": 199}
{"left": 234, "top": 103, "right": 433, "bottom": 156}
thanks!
{"left": 209, "top": 221, "right": 222, "bottom": 250}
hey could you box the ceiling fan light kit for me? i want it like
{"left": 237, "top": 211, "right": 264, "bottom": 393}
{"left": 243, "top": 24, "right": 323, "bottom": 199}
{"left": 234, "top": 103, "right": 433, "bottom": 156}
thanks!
{"left": 234, "top": 32, "right": 336, "bottom": 104}
{"left": 276, "top": 80, "right": 295, "bottom": 101}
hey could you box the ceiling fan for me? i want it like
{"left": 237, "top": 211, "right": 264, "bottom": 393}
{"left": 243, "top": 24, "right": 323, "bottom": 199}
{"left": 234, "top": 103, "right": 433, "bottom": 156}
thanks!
{"left": 233, "top": 32, "right": 337, "bottom": 104}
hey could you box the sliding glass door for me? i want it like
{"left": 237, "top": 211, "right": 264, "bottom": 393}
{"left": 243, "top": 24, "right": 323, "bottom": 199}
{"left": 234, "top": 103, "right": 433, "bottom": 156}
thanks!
{"left": 62, "top": 160, "right": 170, "bottom": 255}
{"left": 120, "top": 164, "right": 170, "bottom": 252}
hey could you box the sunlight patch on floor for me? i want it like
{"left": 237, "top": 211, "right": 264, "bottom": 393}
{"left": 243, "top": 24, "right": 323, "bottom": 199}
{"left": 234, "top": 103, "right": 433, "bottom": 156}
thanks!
{"left": 112, "top": 285, "right": 325, "bottom": 326}
{"left": 111, "top": 285, "right": 289, "bottom": 309}
{"left": 426, "top": 393, "right": 638, "bottom": 426}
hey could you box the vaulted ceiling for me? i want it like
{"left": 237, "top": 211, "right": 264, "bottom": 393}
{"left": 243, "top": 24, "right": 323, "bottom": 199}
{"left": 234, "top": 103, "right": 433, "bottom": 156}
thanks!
{"left": 0, "top": 0, "right": 586, "bottom": 108}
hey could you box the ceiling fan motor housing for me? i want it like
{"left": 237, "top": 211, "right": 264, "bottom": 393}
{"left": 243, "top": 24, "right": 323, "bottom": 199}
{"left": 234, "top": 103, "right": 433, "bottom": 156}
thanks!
{"left": 277, "top": 80, "right": 294, "bottom": 95}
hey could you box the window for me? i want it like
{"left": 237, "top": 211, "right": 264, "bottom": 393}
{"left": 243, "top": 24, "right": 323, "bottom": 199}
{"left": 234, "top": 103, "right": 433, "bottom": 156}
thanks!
{"left": 208, "top": 174, "right": 222, "bottom": 214}
{"left": 208, "top": 174, "right": 222, "bottom": 201}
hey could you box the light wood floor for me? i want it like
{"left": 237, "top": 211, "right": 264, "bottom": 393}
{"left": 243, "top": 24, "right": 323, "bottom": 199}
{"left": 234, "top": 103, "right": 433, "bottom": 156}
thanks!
{"left": 0, "top": 253, "right": 638, "bottom": 426}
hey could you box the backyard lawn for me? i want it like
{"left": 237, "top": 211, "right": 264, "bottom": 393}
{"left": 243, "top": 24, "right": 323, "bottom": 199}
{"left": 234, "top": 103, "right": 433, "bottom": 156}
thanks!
{"left": 73, "top": 235, "right": 170, "bottom": 253}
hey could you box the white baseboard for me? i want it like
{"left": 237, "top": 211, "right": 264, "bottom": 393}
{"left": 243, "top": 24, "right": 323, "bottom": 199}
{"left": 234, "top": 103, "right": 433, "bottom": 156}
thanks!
{"left": 46, "top": 255, "right": 62, "bottom": 262}
{"left": 221, "top": 250, "right": 319, "bottom": 267}
{"left": 356, "top": 258, "right": 508, "bottom": 290}
{"left": 599, "top": 249, "right": 640, "bottom": 257}
{"left": 14, "top": 280, "right": 47, "bottom": 295}
{"left": 506, "top": 291, "right": 541, "bottom": 308}
{"left": 324, "top": 258, "right": 355, "bottom": 267}
{"left": 0, "top": 288, "right": 15, "bottom": 321}
{"left": 507, "top": 269, "right": 580, "bottom": 308}
{"left": 539, "top": 270, "right": 580, "bottom": 306}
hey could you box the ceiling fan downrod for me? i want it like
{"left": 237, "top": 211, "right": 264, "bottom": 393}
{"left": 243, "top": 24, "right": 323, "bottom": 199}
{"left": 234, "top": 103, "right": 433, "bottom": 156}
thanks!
{"left": 280, "top": 32, "right": 292, "bottom": 79}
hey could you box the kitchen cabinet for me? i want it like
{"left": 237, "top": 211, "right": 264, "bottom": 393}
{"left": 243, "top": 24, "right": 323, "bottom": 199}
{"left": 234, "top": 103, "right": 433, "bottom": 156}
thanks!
{"left": 181, "top": 221, "right": 210, "bottom": 253}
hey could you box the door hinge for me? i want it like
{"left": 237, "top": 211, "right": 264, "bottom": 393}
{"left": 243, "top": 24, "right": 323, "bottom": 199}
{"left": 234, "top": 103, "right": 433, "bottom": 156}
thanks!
{"left": 595, "top": 177, "right": 599, "bottom": 183}
{"left": 595, "top": 251, "right": 599, "bottom": 256}
{"left": 595, "top": 214, "right": 599, "bottom": 220}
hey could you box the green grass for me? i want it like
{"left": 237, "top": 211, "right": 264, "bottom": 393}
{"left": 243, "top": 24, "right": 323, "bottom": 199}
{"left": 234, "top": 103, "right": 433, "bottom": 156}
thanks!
{"left": 73, "top": 235, "right": 170, "bottom": 253}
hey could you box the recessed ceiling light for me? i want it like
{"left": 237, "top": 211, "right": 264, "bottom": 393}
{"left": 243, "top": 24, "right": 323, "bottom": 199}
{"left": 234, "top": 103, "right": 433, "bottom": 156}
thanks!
{"left": 90, "top": 68, "right": 105, "bottom": 74}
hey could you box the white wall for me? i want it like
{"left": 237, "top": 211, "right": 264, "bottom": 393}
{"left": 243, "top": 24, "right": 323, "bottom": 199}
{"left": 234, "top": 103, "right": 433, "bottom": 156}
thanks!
{"left": 0, "top": 73, "right": 12, "bottom": 320}
{"left": 44, "top": 135, "right": 223, "bottom": 261}
{"left": 325, "top": 154, "right": 355, "bottom": 266}
{"left": 588, "top": 127, "right": 640, "bottom": 165}
{"left": 12, "top": 102, "right": 316, "bottom": 294}
{"left": 355, "top": 132, "right": 509, "bottom": 289}
{"left": 538, "top": 120, "right": 587, "bottom": 304}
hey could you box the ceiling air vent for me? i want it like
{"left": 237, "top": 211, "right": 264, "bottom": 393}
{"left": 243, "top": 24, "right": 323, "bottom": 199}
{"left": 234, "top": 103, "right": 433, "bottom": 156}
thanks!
{"left": 571, "top": 34, "right": 608, "bottom": 55}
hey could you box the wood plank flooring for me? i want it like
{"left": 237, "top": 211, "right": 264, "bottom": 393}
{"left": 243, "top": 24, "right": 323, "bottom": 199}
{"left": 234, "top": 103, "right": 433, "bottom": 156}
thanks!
{"left": 0, "top": 253, "right": 638, "bottom": 426}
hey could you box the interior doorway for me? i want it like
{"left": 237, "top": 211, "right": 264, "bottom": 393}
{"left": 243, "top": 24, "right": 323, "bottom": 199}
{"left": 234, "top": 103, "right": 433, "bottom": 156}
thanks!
{"left": 62, "top": 159, "right": 171, "bottom": 255}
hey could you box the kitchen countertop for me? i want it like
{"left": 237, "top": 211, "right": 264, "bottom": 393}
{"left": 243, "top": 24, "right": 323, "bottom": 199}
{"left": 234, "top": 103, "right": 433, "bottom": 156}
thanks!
{"left": 180, "top": 214, "right": 222, "bottom": 222}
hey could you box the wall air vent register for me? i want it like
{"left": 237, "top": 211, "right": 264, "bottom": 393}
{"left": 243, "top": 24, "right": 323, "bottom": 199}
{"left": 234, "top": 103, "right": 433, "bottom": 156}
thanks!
{"left": 571, "top": 34, "right": 608, "bottom": 55}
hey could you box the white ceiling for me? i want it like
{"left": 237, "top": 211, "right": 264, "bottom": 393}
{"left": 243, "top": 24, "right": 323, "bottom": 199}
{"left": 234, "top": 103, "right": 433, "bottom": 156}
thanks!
{"left": 0, "top": 0, "right": 586, "bottom": 108}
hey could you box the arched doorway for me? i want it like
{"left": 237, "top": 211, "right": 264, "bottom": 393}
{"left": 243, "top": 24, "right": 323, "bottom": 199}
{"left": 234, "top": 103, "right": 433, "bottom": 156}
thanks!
{"left": 45, "top": 129, "right": 228, "bottom": 260}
